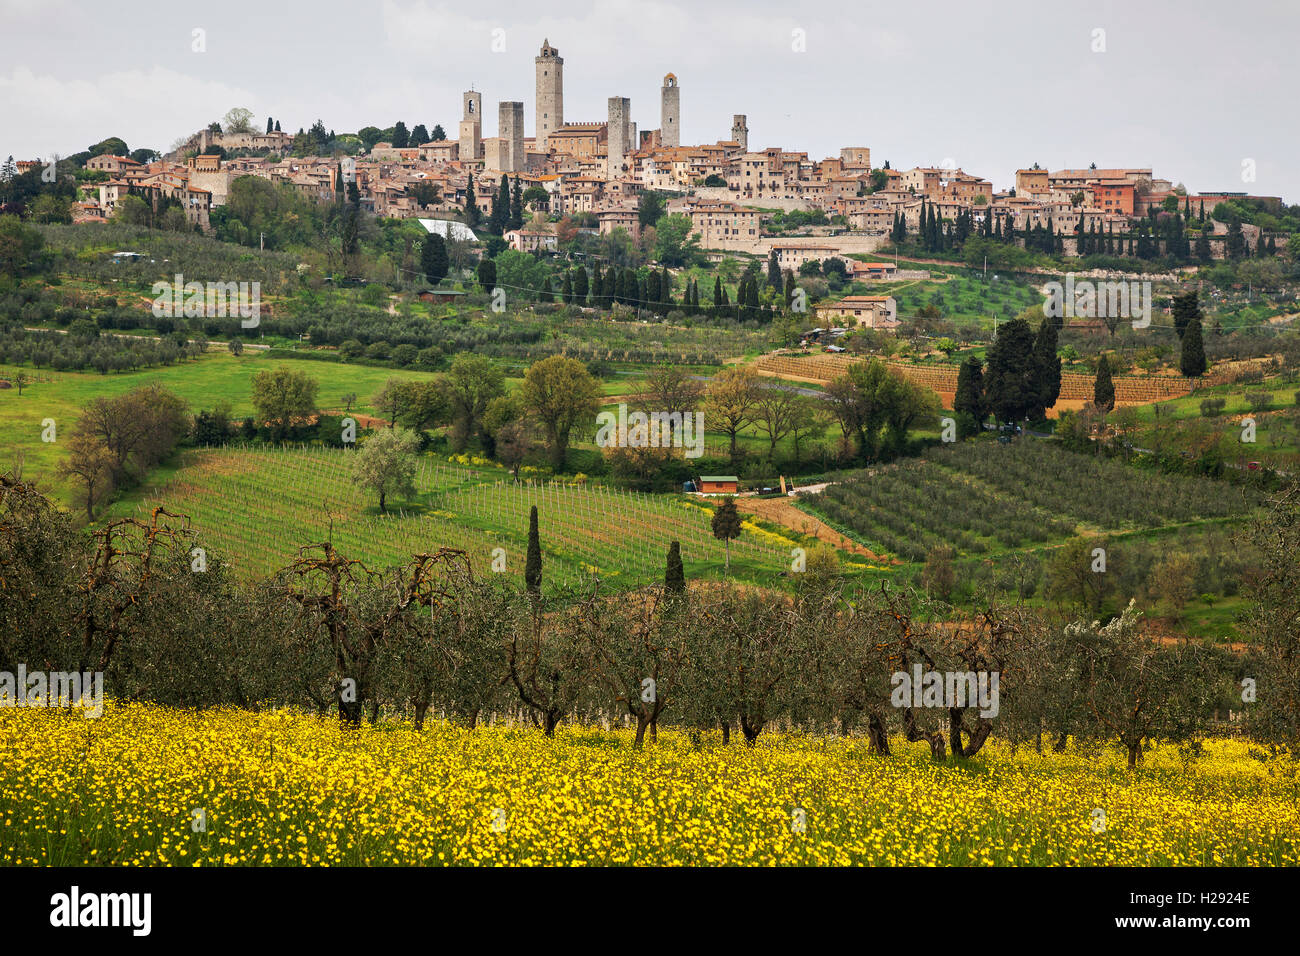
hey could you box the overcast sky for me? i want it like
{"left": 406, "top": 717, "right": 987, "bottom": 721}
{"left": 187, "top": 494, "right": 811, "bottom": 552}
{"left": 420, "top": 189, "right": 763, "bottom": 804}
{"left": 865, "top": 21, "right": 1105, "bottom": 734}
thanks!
{"left": 3, "top": 0, "right": 1296, "bottom": 200}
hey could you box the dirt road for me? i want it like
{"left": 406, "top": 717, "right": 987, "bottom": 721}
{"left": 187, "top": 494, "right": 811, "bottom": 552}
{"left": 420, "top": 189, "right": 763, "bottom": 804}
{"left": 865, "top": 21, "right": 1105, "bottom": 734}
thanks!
{"left": 735, "top": 494, "right": 892, "bottom": 563}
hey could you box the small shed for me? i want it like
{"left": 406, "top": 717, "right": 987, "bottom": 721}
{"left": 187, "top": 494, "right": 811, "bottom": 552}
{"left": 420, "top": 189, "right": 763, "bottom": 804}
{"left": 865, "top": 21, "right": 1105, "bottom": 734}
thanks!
{"left": 417, "top": 289, "right": 467, "bottom": 305}
{"left": 698, "top": 475, "right": 739, "bottom": 494}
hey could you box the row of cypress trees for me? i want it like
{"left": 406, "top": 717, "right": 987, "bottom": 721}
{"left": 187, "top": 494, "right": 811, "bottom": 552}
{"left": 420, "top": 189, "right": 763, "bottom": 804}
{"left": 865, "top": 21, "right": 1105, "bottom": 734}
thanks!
{"left": 522, "top": 499, "right": 744, "bottom": 596}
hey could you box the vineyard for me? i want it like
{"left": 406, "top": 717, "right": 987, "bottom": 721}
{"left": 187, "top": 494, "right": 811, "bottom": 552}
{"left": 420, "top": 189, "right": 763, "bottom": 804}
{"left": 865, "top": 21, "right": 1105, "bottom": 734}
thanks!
{"left": 123, "top": 446, "right": 788, "bottom": 586}
{"left": 755, "top": 353, "right": 1192, "bottom": 403}
{"left": 806, "top": 440, "right": 1258, "bottom": 563}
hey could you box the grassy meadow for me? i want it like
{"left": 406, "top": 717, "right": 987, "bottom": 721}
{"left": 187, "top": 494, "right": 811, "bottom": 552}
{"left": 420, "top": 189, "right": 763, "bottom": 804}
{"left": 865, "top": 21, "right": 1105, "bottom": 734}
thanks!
{"left": 3, "top": 703, "right": 1296, "bottom": 867}
{"left": 0, "top": 350, "right": 451, "bottom": 503}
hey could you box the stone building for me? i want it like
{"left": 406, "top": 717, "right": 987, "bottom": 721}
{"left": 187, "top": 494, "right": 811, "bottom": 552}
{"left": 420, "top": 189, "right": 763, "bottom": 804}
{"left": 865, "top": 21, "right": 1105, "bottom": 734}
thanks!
{"left": 497, "top": 101, "right": 525, "bottom": 172}
{"left": 818, "top": 294, "right": 899, "bottom": 329}
{"left": 535, "top": 40, "right": 563, "bottom": 150}
{"left": 607, "top": 96, "right": 631, "bottom": 179}
{"left": 731, "top": 115, "right": 748, "bottom": 152}
{"left": 186, "top": 153, "right": 232, "bottom": 206}
{"left": 459, "top": 91, "right": 482, "bottom": 162}
{"left": 660, "top": 73, "right": 680, "bottom": 148}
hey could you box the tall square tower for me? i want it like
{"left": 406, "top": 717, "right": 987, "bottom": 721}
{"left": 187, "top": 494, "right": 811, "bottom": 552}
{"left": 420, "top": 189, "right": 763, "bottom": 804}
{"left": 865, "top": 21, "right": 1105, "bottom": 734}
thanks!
{"left": 459, "top": 91, "right": 482, "bottom": 161}
{"left": 660, "top": 74, "right": 680, "bottom": 148}
{"left": 535, "top": 39, "right": 564, "bottom": 150}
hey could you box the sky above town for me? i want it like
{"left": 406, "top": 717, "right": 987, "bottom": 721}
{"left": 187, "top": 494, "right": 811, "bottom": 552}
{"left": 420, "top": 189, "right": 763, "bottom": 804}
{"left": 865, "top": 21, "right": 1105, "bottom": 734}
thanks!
{"left": 3, "top": 0, "right": 1296, "bottom": 201}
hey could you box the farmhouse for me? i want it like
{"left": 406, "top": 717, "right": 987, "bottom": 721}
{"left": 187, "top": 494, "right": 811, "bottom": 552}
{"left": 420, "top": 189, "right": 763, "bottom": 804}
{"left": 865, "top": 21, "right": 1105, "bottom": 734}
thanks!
{"left": 818, "top": 294, "right": 900, "bottom": 330}
{"left": 505, "top": 227, "right": 558, "bottom": 253}
{"left": 849, "top": 260, "right": 899, "bottom": 280}
{"left": 697, "top": 475, "right": 739, "bottom": 494}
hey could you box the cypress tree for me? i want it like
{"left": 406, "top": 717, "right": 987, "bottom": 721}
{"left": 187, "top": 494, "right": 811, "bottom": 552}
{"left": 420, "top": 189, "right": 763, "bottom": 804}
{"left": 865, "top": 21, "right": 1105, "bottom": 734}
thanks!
{"left": 1180, "top": 317, "right": 1206, "bottom": 383}
{"left": 1226, "top": 219, "right": 1245, "bottom": 259}
{"left": 1195, "top": 228, "right": 1211, "bottom": 262}
{"left": 953, "top": 355, "right": 986, "bottom": 437}
{"left": 665, "top": 540, "right": 685, "bottom": 593}
{"left": 525, "top": 505, "right": 542, "bottom": 596}
{"left": 767, "top": 249, "right": 781, "bottom": 290}
{"left": 464, "top": 173, "right": 480, "bottom": 227}
{"left": 1094, "top": 353, "right": 1115, "bottom": 412}
{"left": 1032, "top": 318, "right": 1062, "bottom": 418}
{"left": 490, "top": 175, "right": 510, "bottom": 234}
{"left": 508, "top": 178, "right": 524, "bottom": 231}
{"left": 984, "top": 317, "right": 1038, "bottom": 424}
{"left": 1172, "top": 290, "right": 1200, "bottom": 339}
{"left": 562, "top": 271, "right": 573, "bottom": 305}
{"left": 421, "top": 233, "right": 448, "bottom": 285}
{"left": 573, "top": 266, "right": 589, "bottom": 304}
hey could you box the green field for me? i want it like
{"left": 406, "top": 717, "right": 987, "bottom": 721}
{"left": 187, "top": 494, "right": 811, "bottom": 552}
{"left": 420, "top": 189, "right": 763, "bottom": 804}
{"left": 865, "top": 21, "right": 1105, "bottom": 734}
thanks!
{"left": 0, "top": 351, "right": 450, "bottom": 503}
{"left": 106, "top": 444, "right": 791, "bottom": 588}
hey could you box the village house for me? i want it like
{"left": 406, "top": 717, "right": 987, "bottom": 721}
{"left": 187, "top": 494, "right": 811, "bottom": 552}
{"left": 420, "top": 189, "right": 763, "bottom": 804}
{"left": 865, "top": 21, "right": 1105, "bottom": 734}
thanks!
{"left": 597, "top": 207, "right": 640, "bottom": 240}
{"left": 769, "top": 243, "right": 840, "bottom": 272}
{"left": 505, "top": 225, "right": 558, "bottom": 253}
{"left": 818, "top": 294, "right": 899, "bottom": 330}
{"left": 85, "top": 154, "right": 142, "bottom": 174}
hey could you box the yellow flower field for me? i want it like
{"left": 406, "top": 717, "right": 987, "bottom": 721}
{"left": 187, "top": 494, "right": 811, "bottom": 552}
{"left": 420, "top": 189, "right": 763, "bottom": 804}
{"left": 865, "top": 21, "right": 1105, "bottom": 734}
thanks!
{"left": 2, "top": 703, "right": 1298, "bottom": 866}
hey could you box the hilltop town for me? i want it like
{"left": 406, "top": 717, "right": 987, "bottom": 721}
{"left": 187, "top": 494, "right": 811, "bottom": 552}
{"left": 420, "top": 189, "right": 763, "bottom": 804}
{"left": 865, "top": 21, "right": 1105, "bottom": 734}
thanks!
{"left": 14, "top": 36, "right": 1287, "bottom": 287}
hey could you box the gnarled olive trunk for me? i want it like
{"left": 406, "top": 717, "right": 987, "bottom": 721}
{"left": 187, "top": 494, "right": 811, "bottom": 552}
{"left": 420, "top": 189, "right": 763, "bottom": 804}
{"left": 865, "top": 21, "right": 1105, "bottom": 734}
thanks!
{"left": 866, "top": 712, "right": 891, "bottom": 756}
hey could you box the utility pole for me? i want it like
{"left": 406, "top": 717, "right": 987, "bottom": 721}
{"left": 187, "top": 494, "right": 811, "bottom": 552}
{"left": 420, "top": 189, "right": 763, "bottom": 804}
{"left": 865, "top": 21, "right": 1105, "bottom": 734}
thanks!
{"left": 259, "top": 232, "right": 265, "bottom": 251}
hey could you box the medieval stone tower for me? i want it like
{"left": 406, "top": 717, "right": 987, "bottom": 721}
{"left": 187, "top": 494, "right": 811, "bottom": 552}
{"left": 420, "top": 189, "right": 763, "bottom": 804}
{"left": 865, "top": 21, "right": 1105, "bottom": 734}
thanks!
{"left": 499, "top": 101, "right": 525, "bottom": 172}
{"left": 535, "top": 39, "right": 563, "bottom": 150}
{"left": 660, "top": 73, "right": 680, "bottom": 148}
{"left": 607, "top": 96, "right": 631, "bottom": 178}
{"left": 731, "top": 114, "right": 749, "bottom": 151}
{"left": 459, "top": 91, "right": 482, "bottom": 161}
